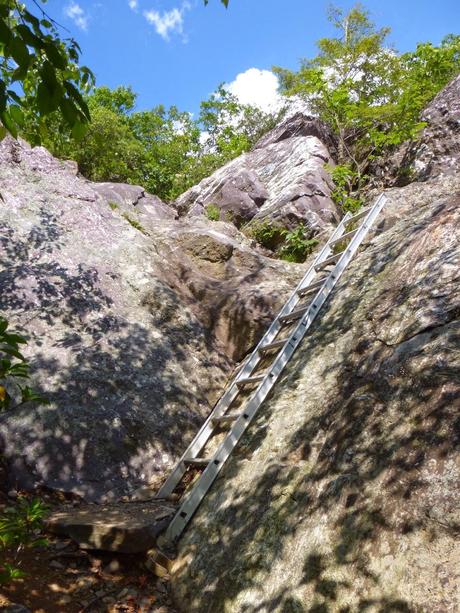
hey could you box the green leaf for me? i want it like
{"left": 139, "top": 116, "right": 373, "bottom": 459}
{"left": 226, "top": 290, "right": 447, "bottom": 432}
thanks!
{"left": 4, "top": 333, "right": 27, "bottom": 344}
{"left": 40, "top": 62, "right": 58, "bottom": 91}
{"left": 0, "top": 18, "right": 12, "bottom": 45}
{"left": 71, "top": 119, "right": 88, "bottom": 141}
{"left": 22, "top": 10, "right": 41, "bottom": 33}
{"left": 0, "top": 345, "right": 25, "bottom": 360}
{"left": 0, "top": 111, "right": 17, "bottom": 138}
{"left": 9, "top": 36, "right": 30, "bottom": 68}
{"left": 7, "top": 90, "right": 22, "bottom": 105}
{"left": 59, "top": 97, "right": 78, "bottom": 126}
{"left": 11, "top": 64, "right": 29, "bottom": 84}
{"left": 9, "top": 105, "right": 24, "bottom": 128}
{"left": 64, "top": 81, "right": 91, "bottom": 121}
{"left": 44, "top": 42, "right": 67, "bottom": 70}
{"left": 37, "top": 82, "right": 59, "bottom": 115}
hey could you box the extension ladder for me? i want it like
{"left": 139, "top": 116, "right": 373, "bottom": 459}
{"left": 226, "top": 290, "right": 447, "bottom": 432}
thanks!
{"left": 157, "top": 193, "right": 387, "bottom": 542}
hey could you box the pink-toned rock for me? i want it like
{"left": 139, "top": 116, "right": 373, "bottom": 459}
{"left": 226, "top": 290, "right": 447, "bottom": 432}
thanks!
{"left": 175, "top": 114, "right": 339, "bottom": 233}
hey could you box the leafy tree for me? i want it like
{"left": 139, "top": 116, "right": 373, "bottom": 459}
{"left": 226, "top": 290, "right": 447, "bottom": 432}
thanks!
{"left": 129, "top": 104, "right": 202, "bottom": 199}
{"left": 274, "top": 3, "right": 460, "bottom": 200}
{"left": 0, "top": 0, "right": 94, "bottom": 142}
{"left": 40, "top": 83, "right": 282, "bottom": 202}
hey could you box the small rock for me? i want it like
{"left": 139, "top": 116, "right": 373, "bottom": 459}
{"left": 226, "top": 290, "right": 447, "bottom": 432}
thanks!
{"left": 49, "top": 560, "right": 64, "bottom": 570}
{"left": 103, "top": 559, "right": 121, "bottom": 574}
{"left": 2, "top": 605, "right": 31, "bottom": 613}
{"left": 95, "top": 589, "right": 106, "bottom": 598}
{"left": 130, "top": 486, "right": 155, "bottom": 502}
{"left": 7, "top": 490, "right": 18, "bottom": 500}
{"left": 53, "top": 540, "right": 72, "bottom": 551}
{"left": 102, "top": 596, "right": 116, "bottom": 604}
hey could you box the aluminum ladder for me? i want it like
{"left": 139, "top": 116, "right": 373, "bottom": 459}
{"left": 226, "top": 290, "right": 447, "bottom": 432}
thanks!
{"left": 157, "top": 193, "right": 387, "bottom": 542}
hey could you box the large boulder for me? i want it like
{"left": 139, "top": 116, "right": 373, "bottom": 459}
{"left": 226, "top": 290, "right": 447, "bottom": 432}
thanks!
{"left": 383, "top": 73, "right": 460, "bottom": 184}
{"left": 172, "top": 171, "right": 460, "bottom": 611}
{"left": 0, "top": 138, "right": 302, "bottom": 501}
{"left": 175, "top": 114, "right": 339, "bottom": 233}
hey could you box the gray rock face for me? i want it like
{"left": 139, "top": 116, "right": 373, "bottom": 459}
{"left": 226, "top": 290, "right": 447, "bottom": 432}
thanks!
{"left": 0, "top": 138, "right": 302, "bottom": 501}
{"left": 172, "top": 173, "right": 460, "bottom": 611}
{"left": 175, "top": 115, "right": 339, "bottom": 233}
{"left": 393, "top": 73, "right": 460, "bottom": 182}
{"left": 92, "top": 182, "right": 176, "bottom": 225}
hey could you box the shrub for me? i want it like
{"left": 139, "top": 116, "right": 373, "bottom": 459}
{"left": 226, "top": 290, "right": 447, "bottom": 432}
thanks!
{"left": 0, "top": 317, "right": 47, "bottom": 412}
{"left": 243, "top": 219, "right": 286, "bottom": 250}
{"left": 328, "top": 164, "right": 364, "bottom": 214}
{"left": 108, "top": 201, "right": 119, "bottom": 211}
{"left": 279, "top": 224, "right": 319, "bottom": 263}
{"left": 0, "top": 497, "right": 49, "bottom": 585}
{"left": 205, "top": 204, "right": 220, "bottom": 221}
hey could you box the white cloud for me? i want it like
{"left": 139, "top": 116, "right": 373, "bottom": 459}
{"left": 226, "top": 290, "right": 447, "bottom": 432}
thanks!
{"left": 128, "top": 0, "right": 138, "bottom": 11}
{"left": 226, "top": 68, "right": 282, "bottom": 113}
{"left": 64, "top": 2, "right": 88, "bottom": 30}
{"left": 143, "top": 3, "right": 190, "bottom": 41}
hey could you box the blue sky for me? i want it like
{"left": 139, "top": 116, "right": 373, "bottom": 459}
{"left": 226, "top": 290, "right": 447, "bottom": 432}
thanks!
{"left": 34, "top": 0, "right": 460, "bottom": 115}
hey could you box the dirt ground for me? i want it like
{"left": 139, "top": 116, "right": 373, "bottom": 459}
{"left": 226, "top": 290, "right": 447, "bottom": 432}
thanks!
{"left": 0, "top": 490, "right": 177, "bottom": 613}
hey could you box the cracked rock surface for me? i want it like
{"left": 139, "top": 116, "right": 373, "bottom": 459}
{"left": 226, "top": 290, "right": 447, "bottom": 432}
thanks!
{"left": 175, "top": 114, "right": 339, "bottom": 233}
{"left": 0, "top": 137, "right": 302, "bottom": 502}
{"left": 172, "top": 173, "right": 460, "bottom": 611}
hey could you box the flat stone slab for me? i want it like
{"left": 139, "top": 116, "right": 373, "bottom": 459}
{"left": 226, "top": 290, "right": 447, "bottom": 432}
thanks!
{"left": 46, "top": 501, "right": 176, "bottom": 553}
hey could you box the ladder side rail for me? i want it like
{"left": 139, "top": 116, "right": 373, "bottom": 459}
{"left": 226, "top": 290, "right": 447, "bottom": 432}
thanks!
{"left": 156, "top": 213, "right": 351, "bottom": 499}
{"left": 165, "top": 195, "right": 386, "bottom": 540}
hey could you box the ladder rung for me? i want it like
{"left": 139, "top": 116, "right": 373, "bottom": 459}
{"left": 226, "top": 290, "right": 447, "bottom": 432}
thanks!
{"left": 329, "top": 228, "right": 358, "bottom": 246}
{"left": 211, "top": 414, "right": 239, "bottom": 425}
{"left": 297, "top": 277, "right": 328, "bottom": 297}
{"left": 258, "top": 339, "right": 286, "bottom": 355}
{"left": 236, "top": 374, "right": 266, "bottom": 388}
{"left": 347, "top": 206, "right": 371, "bottom": 223}
{"left": 184, "top": 458, "right": 210, "bottom": 468}
{"left": 280, "top": 306, "right": 309, "bottom": 324}
{"left": 314, "top": 252, "right": 344, "bottom": 272}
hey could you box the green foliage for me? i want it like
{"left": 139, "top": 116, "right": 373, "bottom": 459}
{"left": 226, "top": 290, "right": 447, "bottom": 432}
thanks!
{"left": 328, "top": 164, "right": 364, "bottom": 213}
{"left": 198, "top": 85, "right": 285, "bottom": 174}
{"left": 0, "top": 497, "right": 48, "bottom": 585}
{"left": 0, "top": 563, "right": 26, "bottom": 584}
{"left": 274, "top": 4, "right": 460, "bottom": 187}
{"left": 122, "top": 213, "right": 146, "bottom": 234}
{"left": 205, "top": 204, "right": 220, "bottom": 221}
{"left": 40, "top": 84, "right": 281, "bottom": 203}
{"left": 204, "top": 0, "right": 229, "bottom": 6}
{"left": 243, "top": 219, "right": 286, "bottom": 251}
{"left": 244, "top": 219, "right": 318, "bottom": 263}
{"left": 0, "top": 497, "right": 48, "bottom": 550}
{"left": 0, "top": 317, "right": 47, "bottom": 412}
{"left": 279, "top": 225, "right": 319, "bottom": 263}
{"left": 108, "top": 201, "right": 119, "bottom": 211}
{"left": 0, "top": 0, "right": 94, "bottom": 143}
